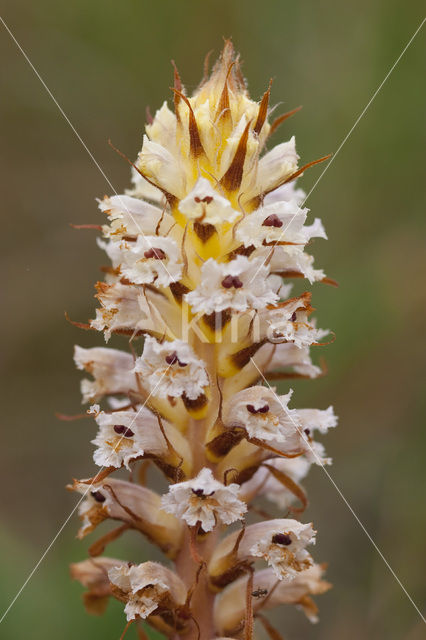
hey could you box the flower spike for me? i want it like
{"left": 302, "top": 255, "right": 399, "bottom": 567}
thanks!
{"left": 69, "top": 41, "right": 336, "bottom": 639}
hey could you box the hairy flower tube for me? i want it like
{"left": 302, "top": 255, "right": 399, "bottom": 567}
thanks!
{"left": 69, "top": 41, "right": 336, "bottom": 640}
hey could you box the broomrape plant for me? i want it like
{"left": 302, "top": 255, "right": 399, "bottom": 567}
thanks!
{"left": 69, "top": 41, "right": 337, "bottom": 640}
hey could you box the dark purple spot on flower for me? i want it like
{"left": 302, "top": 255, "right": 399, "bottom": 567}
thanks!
{"left": 247, "top": 404, "right": 269, "bottom": 415}
{"left": 178, "top": 360, "right": 188, "bottom": 367}
{"left": 114, "top": 424, "right": 134, "bottom": 437}
{"left": 272, "top": 533, "right": 292, "bottom": 546}
{"left": 194, "top": 196, "right": 213, "bottom": 204}
{"left": 221, "top": 275, "right": 243, "bottom": 289}
{"left": 144, "top": 248, "right": 166, "bottom": 260}
{"left": 91, "top": 490, "right": 106, "bottom": 503}
{"left": 262, "top": 214, "right": 283, "bottom": 228}
{"left": 304, "top": 428, "right": 310, "bottom": 436}
{"left": 192, "top": 488, "right": 215, "bottom": 498}
{"left": 165, "top": 352, "right": 178, "bottom": 365}
{"left": 291, "top": 312, "right": 297, "bottom": 322}
{"left": 113, "top": 424, "right": 126, "bottom": 434}
{"left": 257, "top": 404, "right": 270, "bottom": 414}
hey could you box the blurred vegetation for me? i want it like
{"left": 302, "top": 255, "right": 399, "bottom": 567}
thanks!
{"left": 0, "top": 1, "right": 425, "bottom": 638}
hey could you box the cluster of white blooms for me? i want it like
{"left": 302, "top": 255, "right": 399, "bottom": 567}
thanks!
{"left": 70, "top": 42, "right": 336, "bottom": 640}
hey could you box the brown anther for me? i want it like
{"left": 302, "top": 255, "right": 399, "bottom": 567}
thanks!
{"left": 143, "top": 247, "right": 166, "bottom": 260}
{"left": 290, "top": 311, "right": 297, "bottom": 322}
{"left": 272, "top": 533, "right": 292, "bottom": 546}
{"left": 262, "top": 214, "right": 283, "bottom": 228}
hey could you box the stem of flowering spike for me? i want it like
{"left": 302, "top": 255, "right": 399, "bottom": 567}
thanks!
{"left": 174, "top": 341, "right": 221, "bottom": 639}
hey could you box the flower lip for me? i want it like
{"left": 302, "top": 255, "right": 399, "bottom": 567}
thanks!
{"left": 272, "top": 533, "right": 292, "bottom": 546}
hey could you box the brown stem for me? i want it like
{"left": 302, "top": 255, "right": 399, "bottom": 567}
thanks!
{"left": 173, "top": 341, "right": 220, "bottom": 639}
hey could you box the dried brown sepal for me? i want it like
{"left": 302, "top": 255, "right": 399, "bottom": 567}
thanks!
{"left": 220, "top": 119, "right": 252, "bottom": 192}
{"left": 193, "top": 221, "right": 216, "bottom": 242}
{"left": 89, "top": 523, "right": 130, "bottom": 557}
{"left": 253, "top": 80, "right": 272, "bottom": 137}
{"left": 171, "top": 89, "right": 206, "bottom": 158}
{"left": 269, "top": 105, "right": 302, "bottom": 137}
{"left": 231, "top": 340, "right": 268, "bottom": 370}
{"left": 256, "top": 613, "right": 286, "bottom": 640}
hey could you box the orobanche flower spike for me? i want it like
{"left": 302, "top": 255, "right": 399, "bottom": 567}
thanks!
{"left": 69, "top": 41, "right": 336, "bottom": 640}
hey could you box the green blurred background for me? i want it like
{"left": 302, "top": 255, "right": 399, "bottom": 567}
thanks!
{"left": 1, "top": 1, "right": 425, "bottom": 638}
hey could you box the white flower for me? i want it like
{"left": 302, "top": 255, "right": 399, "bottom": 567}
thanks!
{"left": 137, "top": 135, "right": 185, "bottom": 198}
{"left": 178, "top": 177, "right": 239, "bottom": 225}
{"left": 90, "top": 282, "right": 147, "bottom": 340}
{"left": 74, "top": 345, "right": 138, "bottom": 403}
{"left": 241, "top": 457, "right": 311, "bottom": 510}
{"left": 266, "top": 343, "right": 322, "bottom": 378}
{"left": 98, "top": 194, "right": 169, "bottom": 239}
{"left": 100, "top": 236, "right": 182, "bottom": 287}
{"left": 269, "top": 246, "right": 326, "bottom": 284}
{"left": 224, "top": 387, "right": 302, "bottom": 447}
{"left": 298, "top": 406, "right": 338, "bottom": 435}
{"left": 108, "top": 562, "right": 186, "bottom": 621}
{"left": 184, "top": 256, "right": 278, "bottom": 314}
{"left": 256, "top": 136, "right": 299, "bottom": 194}
{"left": 303, "top": 439, "right": 332, "bottom": 466}
{"left": 265, "top": 307, "right": 329, "bottom": 349}
{"left": 264, "top": 180, "right": 306, "bottom": 206}
{"left": 236, "top": 201, "right": 326, "bottom": 249}
{"left": 214, "top": 564, "right": 330, "bottom": 633}
{"left": 92, "top": 408, "right": 167, "bottom": 469}
{"left": 126, "top": 166, "right": 164, "bottom": 203}
{"left": 75, "top": 483, "right": 106, "bottom": 537}
{"left": 266, "top": 274, "right": 293, "bottom": 300}
{"left": 161, "top": 467, "right": 247, "bottom": 532}
{"left": 133, "top": 336, "right": 208, "bottom": 400}
{"left": 145, "top": 101, "right": 177, "bottom": 151}
{"left": 249, "top": 520, "right": 315, "bottom": 581}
